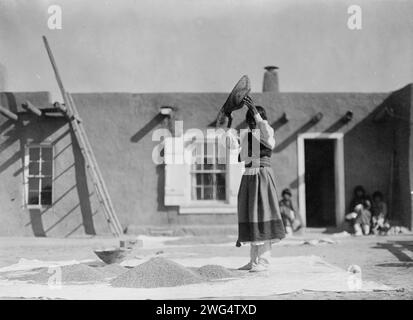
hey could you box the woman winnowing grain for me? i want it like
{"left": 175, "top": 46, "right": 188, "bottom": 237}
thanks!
{"left": 223, "top": 95, "right": 285, "bottom": 272}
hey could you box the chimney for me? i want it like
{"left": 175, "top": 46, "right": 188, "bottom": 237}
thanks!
{"left": 263, "top": 66, "right": 279, "bottom": 93}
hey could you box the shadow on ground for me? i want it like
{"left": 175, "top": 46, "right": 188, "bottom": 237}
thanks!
{"left": 373, "top": 240, "right": 413, "bottom": 262}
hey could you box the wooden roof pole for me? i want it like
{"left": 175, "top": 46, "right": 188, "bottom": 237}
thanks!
{"left": 0, "top": 105, "right": 18, "bottom": 121}
{"left": 42, "top": 36, "right": 123, "bottom": 237}
{"left": 22, "top": 101, "right": 43, "bottom": 116}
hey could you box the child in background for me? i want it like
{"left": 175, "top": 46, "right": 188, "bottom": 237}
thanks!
{"left": 353, "top": 200, "right": 372, "bottom": 236}
{"left": 371, "top": 191, "right": 390, "bottom": 235}
{"left": 279, "top": 188, "right": 301, "bottom": 235}
{"left": 348, "top": 185, "right": 371, "bottom": 213}
{"left": 345, "top": 185, "right": 371, "bottom": 233}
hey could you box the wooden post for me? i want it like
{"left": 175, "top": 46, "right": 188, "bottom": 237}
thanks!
{"left": 22, "top": 101, "right": 43, "bottom": 116}
{"left": 0, "top": 105, "right": 18, "bottom": 121}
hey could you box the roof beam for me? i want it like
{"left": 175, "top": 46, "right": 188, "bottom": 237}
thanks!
{"left": 22, "top": 100, "right": 42, "bottom": 116}
{"left": 0, "top": 105, "right": 18, "bottom": 121}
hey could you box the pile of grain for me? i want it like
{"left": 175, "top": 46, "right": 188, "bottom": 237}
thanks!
{"left": 97, "top": 264, "right": 127, "bottom": 278}
{"left": 9, "top": 264, "right": 106, "bottom": 284}
{"left": 196, "top": 265, "right": 237, "bottom": 280}
{"left": 111, "top": 257, "right": 204, "bottom": 288}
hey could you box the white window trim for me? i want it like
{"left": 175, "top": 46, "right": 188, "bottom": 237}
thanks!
{"left": 179, "top": 203, "right": 237, "bottom": 214}
{"left": 24, "top": 143, "right": 54, "bottom": 209}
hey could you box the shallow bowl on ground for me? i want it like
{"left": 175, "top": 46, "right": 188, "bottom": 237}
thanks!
{"left": 94, "top": 248, "right": 131, "bottom": 264}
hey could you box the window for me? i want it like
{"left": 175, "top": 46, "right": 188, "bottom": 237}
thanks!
{"left": 190, "top": 138, "right": 226, "bottom": 201}
{"left": 26, "top": 145, "right": 53, "bottom": 206}
{"left": 164, "top": 136, "right": 243, "bottom": 214}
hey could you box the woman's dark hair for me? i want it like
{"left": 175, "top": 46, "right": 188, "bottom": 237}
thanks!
{"left": 246, "top": 105, "right": 267, "bottom": 125}
{"left": 372, "top": 191, "right": 384, "bottom": 200}
{"left": 282, "top": 188, "right": 292, "bottom": 197}
{"left": 353, "top": 185, "right": 366, "bottom": 196}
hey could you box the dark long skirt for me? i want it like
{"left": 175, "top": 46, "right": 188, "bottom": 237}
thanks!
{"left": 236, "top": 167, "right": 285, "bottom": 246}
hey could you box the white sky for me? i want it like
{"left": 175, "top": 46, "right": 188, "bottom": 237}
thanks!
{"left": 0, "top": 0, "right": 412, "bottom": 101}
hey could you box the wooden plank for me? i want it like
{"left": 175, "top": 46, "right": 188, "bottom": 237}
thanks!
{"left": 22, "top": 101, "right": 43, "bottom": 116}
{"left": 0, "top": 105, "right": 18, "bottom": 121}
{"left": 42, "top": 36, "right": 67, "bottom": 99}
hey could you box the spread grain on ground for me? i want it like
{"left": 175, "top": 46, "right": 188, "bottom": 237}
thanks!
{"left": 195, "top": 264, "right": 239, "bottom": 280}
{"left": 110, "top": 257, "right": 241, "bottom": 288}
{"left": 111, "top": 257, "right": 204, "bottom": 288}
{"left": 6, "top": 264, "right": 107, "bottom": 284}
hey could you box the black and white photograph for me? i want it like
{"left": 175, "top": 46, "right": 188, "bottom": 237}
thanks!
{"left": 0, "top": 0, "right": 412, "bottom": 305}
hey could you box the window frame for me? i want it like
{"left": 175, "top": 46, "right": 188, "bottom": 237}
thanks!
{"left": 164, "top": 134, "right": 243, "bottom": 215}
{"left": 24, "top": 143, "right": 54, "bottom": 209}
{"left": 189, "top": 137, "right": 228, "bottom": 203}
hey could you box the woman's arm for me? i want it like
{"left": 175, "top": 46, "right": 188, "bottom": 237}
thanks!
{"left": 254, "top": 113, "right": 276, "bottom": 150}
{"left": 243, "top": 95, "right": 276, "bottom": 150}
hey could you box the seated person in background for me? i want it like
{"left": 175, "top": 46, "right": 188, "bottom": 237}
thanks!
{"left": 279, "top": 188, "right": 301, "bottom": 235}
{"left": 371, "top": 191, "right": 390, "bottom": 235}
{"left": 345, "top": 185, "right": 371, "bottom": 230}
{"left": 353, "top": 200, "right": 372, "bottom": 236}
{"left": 348, "top": 185, "right": 371, "bottom": 213}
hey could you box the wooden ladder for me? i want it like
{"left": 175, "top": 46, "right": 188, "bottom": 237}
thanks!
{"left": 43, "top": 36, "right": 123, "bottom": 237}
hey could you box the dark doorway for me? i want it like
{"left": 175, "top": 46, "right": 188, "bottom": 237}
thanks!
{"left": 304, "top": 139, "right": 336, "bottom": 227}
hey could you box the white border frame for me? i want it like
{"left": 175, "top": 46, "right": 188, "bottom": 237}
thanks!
{"left": 297, "top": 132, "right": 345, "bottom": 227}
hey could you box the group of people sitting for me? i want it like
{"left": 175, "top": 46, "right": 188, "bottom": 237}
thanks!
{"left": 278, "top": 185, "right": 391, "bottom": 236}
{"left": 345, "top": 185, "right": 390, "bottom": 236}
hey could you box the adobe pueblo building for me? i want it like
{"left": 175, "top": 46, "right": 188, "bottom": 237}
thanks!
{"left": 0, "top": 67, "right": 412, "bottom": 237}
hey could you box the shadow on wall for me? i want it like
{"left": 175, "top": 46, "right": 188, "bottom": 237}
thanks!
{"left": 0, "top": 93, "right": 97, "bottom": 237}
{"left": 333, "top": 100, "right": 393, "bottom": 228}
{"left": 342, "top": 93, "right": 403, "bottom": 222}
{"left": 130, "top": 113, "right": 165, "bottom": 143}
{"left": 288, "top": 174, "right": 303, "bottom": 190}
{"left": 324, "top": 117, "right": 350, "bottom": 133}
{"left": 156, "top": 164, "right": 166, "bottom": 211}
{"left": 70, "top": 127, "right": 96, "bottom": 235}
{"left": 273, "top": 118, "right": 319, "bottom": 153}
{"left": 271, "top": 112, "right": 289, "bottom": 132}
{"left": 29, "top": 209, "right": 46, "bottom": 237}
{"left": 65, "top": 209, "right": 99, "bottom": 238}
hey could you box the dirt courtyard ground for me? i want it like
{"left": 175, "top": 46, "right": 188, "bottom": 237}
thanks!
{"left": 0, "top": 231, "right": 412, "bottom": 299}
